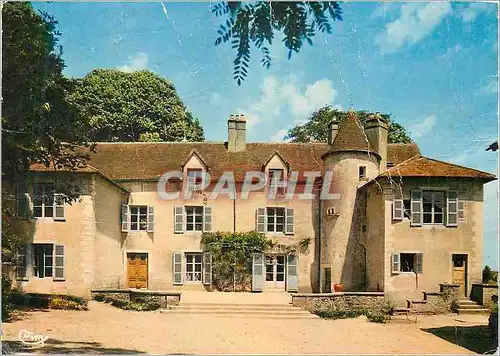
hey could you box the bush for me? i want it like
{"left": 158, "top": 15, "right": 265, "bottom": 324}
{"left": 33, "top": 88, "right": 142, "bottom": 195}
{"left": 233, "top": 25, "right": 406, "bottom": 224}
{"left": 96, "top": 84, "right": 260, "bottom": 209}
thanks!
{"left": 366, "top": 311, "right": 390, "bottom": 323}
{"left": 93, "top": 293, "right": 106, "bottom": 302}
{"left": 450, "top": 299, "right": 460, "bottom": 313}
{"left": 314, "top": 309, "right": 365, "bottom": 319}
{"left": 49, "top": 297, "right": 87, "bottom": 310}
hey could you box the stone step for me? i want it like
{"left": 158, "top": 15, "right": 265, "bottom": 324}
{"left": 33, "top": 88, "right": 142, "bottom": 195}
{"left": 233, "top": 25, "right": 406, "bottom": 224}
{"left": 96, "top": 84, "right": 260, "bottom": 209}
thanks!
{"left": 159, "top": 309, "right": 318, "bottom": 319}
{"left": 175, "top": 302, "right": 293, "bottom": 308}
{"left": 458, "top": 299, "right": 479, "bottom": 305}
{"left": 458, "top": 304, "right": 485, "bottom": 309}
{"left": 457, "top": 308, "right": 490, "bottom": 315}
{"left": 164, "top": 308, "right": 313, "bottom": 315}
{"left": 171, "top": 304, "right": 298, "bottom": 311}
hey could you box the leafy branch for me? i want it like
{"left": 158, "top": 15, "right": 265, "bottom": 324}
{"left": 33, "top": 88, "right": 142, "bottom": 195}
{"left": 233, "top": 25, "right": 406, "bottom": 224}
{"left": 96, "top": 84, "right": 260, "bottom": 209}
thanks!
{"left": 213, "top": 1, "right": 343, "bottom": 85}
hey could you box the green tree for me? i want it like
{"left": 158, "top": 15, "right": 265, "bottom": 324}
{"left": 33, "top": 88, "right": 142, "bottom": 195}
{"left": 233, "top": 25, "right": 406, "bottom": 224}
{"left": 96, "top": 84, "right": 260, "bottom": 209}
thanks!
{"left": 213, "top": 1, "right": 342, "bottom": 85}
{"left": 68, "top": 69, "right": 204, "bottom": 142}
{"left": 284, "top": 106, "right": 413, "bottom": 144}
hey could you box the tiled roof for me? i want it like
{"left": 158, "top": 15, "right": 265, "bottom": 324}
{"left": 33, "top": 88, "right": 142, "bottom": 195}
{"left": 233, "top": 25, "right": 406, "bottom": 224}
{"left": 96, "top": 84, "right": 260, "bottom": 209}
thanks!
{"left": 380, "top": 155, "right": 496, "bottom": 181}
{"left": 29, "top": 141, "right": 426, "bottom": 182}
{"left": 387, "top": 143, "right": 421, "bottom": 166}
{"left": 326, "top": 111, "right": 378, "bottom": 156}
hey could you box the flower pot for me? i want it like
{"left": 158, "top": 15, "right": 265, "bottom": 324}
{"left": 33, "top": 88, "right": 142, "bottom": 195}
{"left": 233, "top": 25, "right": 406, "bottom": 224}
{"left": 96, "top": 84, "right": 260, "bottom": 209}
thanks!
{"left": 333, "top": 283, "right": 344, "bottom": 292}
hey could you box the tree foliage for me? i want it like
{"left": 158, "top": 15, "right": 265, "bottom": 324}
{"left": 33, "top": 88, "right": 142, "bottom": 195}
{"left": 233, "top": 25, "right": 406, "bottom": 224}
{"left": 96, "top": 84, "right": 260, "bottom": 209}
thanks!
{"left": 284, "top": 106, "right": 413, "bottom": 144}
{"left": 2, "top": 2, "right": 92, "bottom": 179}
{"left": 201, "top": 231, "right": 310, "bottom": 291}
{"left": 213, "top": 1, "right": 342, "bottom": 85}
{"left": 68, "top": 69, "right": 205, "bottom": 142}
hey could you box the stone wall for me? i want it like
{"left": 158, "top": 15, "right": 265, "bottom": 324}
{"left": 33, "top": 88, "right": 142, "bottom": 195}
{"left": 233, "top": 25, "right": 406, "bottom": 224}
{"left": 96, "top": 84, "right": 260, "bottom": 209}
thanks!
{"left": 408, "top": 284, "right": 460, "bottom": 315}
{"left": 91, "top": 289, "right": 181, "bottom": 308}
{"left": 292, "top": 292, "right": 385, "bottom": 312}
{"left": 471, "top": 284, "right": 498, "bottom": 308}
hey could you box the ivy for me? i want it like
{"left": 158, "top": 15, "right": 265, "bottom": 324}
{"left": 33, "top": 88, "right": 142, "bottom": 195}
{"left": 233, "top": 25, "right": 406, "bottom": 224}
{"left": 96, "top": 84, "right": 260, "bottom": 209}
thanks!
{"left": 201, "top": 231, "right": 311, "bottom": 291}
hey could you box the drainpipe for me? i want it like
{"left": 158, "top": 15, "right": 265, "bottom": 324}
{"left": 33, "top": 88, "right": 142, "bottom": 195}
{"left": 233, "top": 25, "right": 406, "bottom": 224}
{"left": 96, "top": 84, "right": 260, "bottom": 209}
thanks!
{"left": 233, "top": 186, "right": 236, "bottom": 233}
{"left": 317, "top": 187, "right": 322, "bottom": 293}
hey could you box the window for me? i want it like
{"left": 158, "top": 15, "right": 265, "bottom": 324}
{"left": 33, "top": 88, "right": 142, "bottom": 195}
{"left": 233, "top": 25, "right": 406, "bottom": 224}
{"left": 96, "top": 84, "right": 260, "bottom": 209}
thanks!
{"left": 256, "top": 207, "right": 294, "bottom": 234}
{"left": 16, "top": 243, "right": 65, "bottom": 280}
{"left": 187, "top": 169, "right": 203, "bottom": 191}
{"left": 32, "top": 244, "right": 53, "bottom": 277}
{"left": 359, "top": 166, "right": 367, "bottom": 179}
{"left": 266, "top": 207, "right": 285, "bottom": 232}
{"left": 33, "top": 184, "right": 54, "bottom": 218}
{"left": 268, "top": 169, "right": 285, "bottom": 188}
{"left": 186, "top": 206, "right": 203, "bottom": 231}
{"left": 130, "top": 206, "right": 148, "bottom": 231}
{"left": 185, "top": 253, "right": 202, "bottom": 282}
{"left": 422, "top": 191, "right": 444, "bottom": 224}
{"left": 392, "top": 252, "right": 423, "bottom": 274}
{"left": 387, "top": 162, "right": 394, "bottom": 168}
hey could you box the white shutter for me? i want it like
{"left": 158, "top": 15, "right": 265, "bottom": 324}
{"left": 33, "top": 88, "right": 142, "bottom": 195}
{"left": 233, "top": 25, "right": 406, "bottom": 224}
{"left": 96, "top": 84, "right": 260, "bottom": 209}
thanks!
{"left": 252, "top": 253, "right": 264, "bottom": 292}
{"left": 286, "top": 254, "right": 298, "bottom": 292}
{"left": 203, "top": 206, "right": 212, "bottom": 232}
{"left": 411, "top": 190, "right": 423, "bottom": 226}
{"left": 447, "top": 191, "right": 458, "bottom": 227}
{"left": 54, "top": 193, "right": 66, "bottom": 221}
{"left": 392, "top": 199, "right": 403, "bottom": 221}
{"left": 16, "top": 245, "right": 28, "bottom": 280}
{"left": 285, "top": 208, "right": 294, "bottom": 234}
{"left": 416, "top": 253, "right": 423, "bottom": 274}
{"left": 54, "top": 245, "right": 65, "bottom": 281}
{"left": 391, "top": 253, "right": 400, "bottom": 274}
{"left": 174, "top": 206, "right": 184, "bottom": 233}
{"left": 172, "top": 252, "right": 183, "bottom": 285}
{"left": 256, "top": 208, "right": 266, "bottom": 233}
{"left": 121, "top": 204, "right": 129, "bottom": 232}
{"left": 16, "top": 182, "right": 31, "bottom": 219}
{"left": 147, "top": 206, "right": 155, "bottom": 232}
{"left": 203, "top": 252, "right": 212, "bottom": 286}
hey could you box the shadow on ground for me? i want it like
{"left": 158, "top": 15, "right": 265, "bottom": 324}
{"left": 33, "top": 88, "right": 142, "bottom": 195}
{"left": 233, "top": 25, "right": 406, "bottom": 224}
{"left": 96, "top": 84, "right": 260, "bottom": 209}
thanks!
{"left": 422, "top": 325, "right": 497, "bottom": 354}
{"left": 2, "top": 339, "right": 145, "bottom": 354}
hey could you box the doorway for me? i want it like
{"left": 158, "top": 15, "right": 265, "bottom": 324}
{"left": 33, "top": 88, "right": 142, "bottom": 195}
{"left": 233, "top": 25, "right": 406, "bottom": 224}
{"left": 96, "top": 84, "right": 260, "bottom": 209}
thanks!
{"left": 452, "top": 254, "right": 468, "bottom": 296}
{"left": 264, "top": 255, "right": 286, "bottom": 290}
{"left": 127, "top": 253, "right": 148, "bottom": 289}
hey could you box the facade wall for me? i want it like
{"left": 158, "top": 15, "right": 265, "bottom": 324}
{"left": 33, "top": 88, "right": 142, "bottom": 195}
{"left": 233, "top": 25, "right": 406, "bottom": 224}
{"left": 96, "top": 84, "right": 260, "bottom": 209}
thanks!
{"left": 364, "top": 183, "right": 385, "bottom": 292}
{"left": 382, "top": 178, "right": 484, "bottom": 301}
{"left": 120, "top": 180, "right": 319, "bottom": 292}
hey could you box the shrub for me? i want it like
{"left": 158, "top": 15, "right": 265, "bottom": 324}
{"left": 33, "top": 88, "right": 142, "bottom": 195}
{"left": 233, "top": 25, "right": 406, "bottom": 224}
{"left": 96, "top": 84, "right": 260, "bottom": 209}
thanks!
{"left": 314, "top": 309, "right": 365, "bottom": 319}
{"left": 450, "top": 299, "right": 460, "bottom": 313}
{"left": 93, "top": 294, "right": 106, "bottom": 302}
{"left": 49, "top": 297, "right": 87, "bottom": 310}
{"left": 366, "top": 311, "right": 390, "bottom": 323}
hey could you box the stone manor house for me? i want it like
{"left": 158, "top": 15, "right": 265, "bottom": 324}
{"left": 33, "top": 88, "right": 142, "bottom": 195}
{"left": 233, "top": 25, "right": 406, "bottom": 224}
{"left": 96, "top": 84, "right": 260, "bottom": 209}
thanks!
{"left": 8, "top": 112, "right": 496, "bottom": 300}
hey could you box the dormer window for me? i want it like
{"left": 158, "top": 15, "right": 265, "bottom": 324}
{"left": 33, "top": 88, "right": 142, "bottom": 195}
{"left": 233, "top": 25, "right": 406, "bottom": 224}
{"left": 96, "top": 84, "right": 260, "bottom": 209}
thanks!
{"left": 268, "top": 169, "right": 285, "bottom": 189}
{"left": 187, "top": 169, "right": 203, "bottom": 192}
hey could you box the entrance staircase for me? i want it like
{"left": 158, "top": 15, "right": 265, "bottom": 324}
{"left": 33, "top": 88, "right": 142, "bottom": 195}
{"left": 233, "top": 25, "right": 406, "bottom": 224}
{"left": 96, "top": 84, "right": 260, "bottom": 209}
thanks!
{"left": 159, "top": 291, "right": 318, "bottom": 319}
{"left": 457, "top": 298, "right": 490, "bottom": 315}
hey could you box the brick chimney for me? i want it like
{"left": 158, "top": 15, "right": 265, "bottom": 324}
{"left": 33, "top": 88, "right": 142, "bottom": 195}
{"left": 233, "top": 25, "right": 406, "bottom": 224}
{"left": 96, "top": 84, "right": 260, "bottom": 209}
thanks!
{"left": 328, "top": 117, "right": 339, "bottom": 146}
{"left": 364, "top": 112, "right": 389, "bottom": 171}
{"left": 227, "top": 114, "right": 246, "bottom": 152}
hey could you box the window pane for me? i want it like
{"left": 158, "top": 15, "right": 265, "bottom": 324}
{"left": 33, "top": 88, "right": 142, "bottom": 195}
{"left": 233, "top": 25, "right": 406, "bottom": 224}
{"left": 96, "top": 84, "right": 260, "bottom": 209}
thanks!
{"left": 139, "top": 222, "right": 147, "bottom": 230}
{"left": 34, "top": 207, "right": 43, "bottom": 218}
{"left": 131, "top": 214, "right": 138, "bottom": 223}
{"left": 130, "top": 223, "right": 138, "bottom": 231}
{"left": 195, "top": 254, "right": 202, "bottom": 263}
{"left": 195, "top": 223, "right": 203, "bottom": 231}
{"left": 423, "top": 213, "right": 432, "bottom": 224}
{"left": 139, "top": 207, "right": 147, "bottom": 215}
{"left": 448, "top": 202, "right": 457, "bottom": 213}
{"left": 400, "top": 254, "right": 415, "bottom": 272}
{"left": 276, "top": 273, "right": 285, "bottom": 282}
{"left": 186, "top": 264, "right": 193, "bottom": 272}
{"left": 186, "top": 254, "right": 193, "bottom": 263}
{"left": 423, "top": 203, "right": 433, "bottom": 213}
{"left": 194, "top": 273, "right": 202, "bottom": 281}
{"left": 448, "top": 214, "right": 457, "bottom": 225}
{"left": 45, "top": 266, "right": 53, "bottom": 277}
{"left": 195, "top": 264, "right": 202, "bottom": 272}
{"left": 130, "top": 207, "right": 138, "bottom": 215}
{"left": 44, "top": 207, "right": 54, "bottom": 217}
{"left": 195, "top": 215, "right": 203, "bottom": 223}
{"left": 435, "top": 214, "right": 443, "bottom": 224}
{"left": 267, "top": 224, "right": 275, "bottom": 232}
{"left": 194, "top": 207, "right": 203, "bottom": 215}
{"left": 186, "top": 223, "right": 194, "bottom": 231}
{"left": 186, "top": 207, "right": 194, "bottom": 215}
{"left": 276, "top": 224, "right": 284, "bottom": 232}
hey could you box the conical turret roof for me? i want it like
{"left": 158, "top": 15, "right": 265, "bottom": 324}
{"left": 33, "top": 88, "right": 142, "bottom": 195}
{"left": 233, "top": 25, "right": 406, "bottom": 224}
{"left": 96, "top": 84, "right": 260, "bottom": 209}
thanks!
{"left": 323, "top": 111, "right": 379, "bottom": 158}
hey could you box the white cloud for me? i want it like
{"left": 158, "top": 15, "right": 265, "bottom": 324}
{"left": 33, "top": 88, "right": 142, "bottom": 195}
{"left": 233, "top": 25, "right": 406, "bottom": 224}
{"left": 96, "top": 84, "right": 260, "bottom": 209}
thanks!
{"left": 375, "top": 2, "right": 452, "bottom": 54}
{"left": 240, "top": 74, "right": 338, "bottom": 133}
{"left": 118, "top": 52, "right": 149, "bottom": 72}
{"left": 459, "top": 3, "right": 496, "bottom": 23}
{"left": 209, "top": 92, "right": 221, "bottom": 106}
{"left": 409, "top": 115, "right": 437, "bottom": 138}
{"left": 270, "top": 129, "right": 290, "bottom": 143}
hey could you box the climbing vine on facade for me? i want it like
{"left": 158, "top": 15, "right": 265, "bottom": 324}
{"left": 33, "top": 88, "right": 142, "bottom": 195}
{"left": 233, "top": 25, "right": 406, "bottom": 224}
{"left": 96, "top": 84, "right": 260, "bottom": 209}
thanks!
{"left": 201, "top": 231, "right": 310, "bottom": 291}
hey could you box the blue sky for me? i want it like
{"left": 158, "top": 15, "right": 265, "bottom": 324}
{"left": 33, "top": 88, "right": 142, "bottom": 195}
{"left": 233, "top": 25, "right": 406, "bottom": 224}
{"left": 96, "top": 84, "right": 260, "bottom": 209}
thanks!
{"left": 34, "top": 1, "right": 498, "bottom": 268}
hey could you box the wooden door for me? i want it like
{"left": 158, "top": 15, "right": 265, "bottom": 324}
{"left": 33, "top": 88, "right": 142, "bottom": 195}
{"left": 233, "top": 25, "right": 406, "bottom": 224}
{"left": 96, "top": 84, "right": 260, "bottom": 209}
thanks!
{"left": 127, "top": 253, "right": 148, "bottom": 289}
{"left": 452, "top": 254, "right": 467, "bottom": 296}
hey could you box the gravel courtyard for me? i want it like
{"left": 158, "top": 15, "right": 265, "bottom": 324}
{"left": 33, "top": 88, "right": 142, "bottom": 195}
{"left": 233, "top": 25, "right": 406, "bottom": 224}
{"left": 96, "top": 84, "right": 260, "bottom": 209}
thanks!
{"left": 2, "top": 301, "right": 494, "bottom": 354}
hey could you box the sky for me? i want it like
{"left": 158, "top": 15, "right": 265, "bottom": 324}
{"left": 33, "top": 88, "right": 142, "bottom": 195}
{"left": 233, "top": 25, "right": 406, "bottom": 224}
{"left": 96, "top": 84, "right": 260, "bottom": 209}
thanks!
{"left": 34, "top": 1, "right": 499, "bottom": 269}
